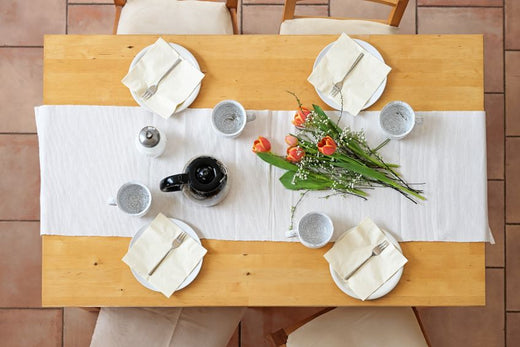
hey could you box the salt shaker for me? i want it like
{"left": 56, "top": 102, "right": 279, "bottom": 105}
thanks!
{"left": 136, "top": 126, "right": 166, "bottom": 158}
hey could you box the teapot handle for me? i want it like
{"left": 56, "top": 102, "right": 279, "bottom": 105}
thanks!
{"left": 160, "top": 174, "right": 189, "bottom": 192}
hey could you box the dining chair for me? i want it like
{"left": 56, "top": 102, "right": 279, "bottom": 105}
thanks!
{"left": 267, "top": 307, "right": 430, "bottom": 347}
{"left": 113, "top": 0, "right": 239, "bottom": 35}
{"left": 90, "top": 307, "right": 246, "bottom": 347}
{"left": 279, "top": 0, "right": 409, "bottom": 35}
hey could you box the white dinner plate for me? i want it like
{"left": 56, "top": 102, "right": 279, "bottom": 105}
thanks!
{"left": 329, "top": 229, "right": 404, "bottom": 300}
{"left": 312, "top": 39, "right": 387, "bottom": 112}
{"left": 128, "top": 218, "right": 203, "bottom": 292}
{"left": 128, "top": 42, "right": 202, "bottom": 115}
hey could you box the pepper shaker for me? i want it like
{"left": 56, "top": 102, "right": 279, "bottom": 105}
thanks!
{"left": 136, "top": 126, "right": 166, "bottom": 158}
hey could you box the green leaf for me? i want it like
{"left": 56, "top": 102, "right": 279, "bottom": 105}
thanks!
{"left": 279, "top": 171, "right": 332, "bottom": 190}
{"left": 256, "top": 152, "right": 298, "bottom": 171}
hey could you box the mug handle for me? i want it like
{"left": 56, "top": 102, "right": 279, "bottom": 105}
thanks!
{"left": 107, "top": 197, "right": 117, "bottom": 206}
{"left": 246, "top": 112, "right": 256, "bottom": 122}
{"left": 160, "top": 174, "right": 189, "bottom": 192}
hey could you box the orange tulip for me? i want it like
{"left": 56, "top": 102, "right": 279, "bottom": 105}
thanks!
{"left": 317, "top": 136, "right": 337, "bottom": 156}
{"left": 286, "top": 146, "right": 305, "bottom": 163}
{"left": 252, "top": 136, "right": 271, "bottom": 153}
{"left": 292, "top": 107, "right": 311, "bottom": 127}
{"left": 285, "top": 135, "right": 298, "bottom": 147}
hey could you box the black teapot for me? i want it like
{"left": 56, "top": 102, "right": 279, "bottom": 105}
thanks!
{"left": 160, "top": 156, "right": 229, "bottom": 206}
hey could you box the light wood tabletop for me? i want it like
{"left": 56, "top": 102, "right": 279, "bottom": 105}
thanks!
{"left": 42, "top": 34, "right": 485, "bottom": 307}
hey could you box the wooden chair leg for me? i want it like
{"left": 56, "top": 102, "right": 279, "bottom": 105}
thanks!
{"left": 229, "top": 8, "right": 239, "bottom": 35}
{"left": 112, "top": 0, "right": 127, "bottom": 34}
{"left": 413, "top": 307, "right": 432, "bottom": 347}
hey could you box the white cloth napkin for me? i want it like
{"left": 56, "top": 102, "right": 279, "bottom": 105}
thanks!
{"left": 122, "top": 37, "right": 204, "bottom": 119}
{"left": 324, "top": 218, "right": 407, "bottom": 300}
{"left": 308, "top": 33, "right": 391, "bottom": 116}
{"left": 122, "top": 213, "right": 207, "bottom": 297}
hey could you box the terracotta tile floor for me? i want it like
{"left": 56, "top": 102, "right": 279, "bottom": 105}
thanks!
{"left": 0, "top": 1, "right": 517, "bottom": 346}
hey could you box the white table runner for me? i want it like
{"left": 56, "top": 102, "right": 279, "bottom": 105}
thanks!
{"left": 35, "top": 105, "right": 493, "bottom": 242}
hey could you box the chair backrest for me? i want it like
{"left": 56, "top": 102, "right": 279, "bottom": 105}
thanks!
{"left": 282, "top": 0, "right": 408, "bottom": 27}
{"left": 113, "top": 0, "right": 239, "bottom": 35}
{"left": 267, "top": 307, "right": 430, "bottom": 347}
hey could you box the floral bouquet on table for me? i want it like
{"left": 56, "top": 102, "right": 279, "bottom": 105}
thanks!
{"left": 252, "top": 95, "right": 425, "bottom": 216}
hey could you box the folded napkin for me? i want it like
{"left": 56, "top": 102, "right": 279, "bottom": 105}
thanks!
{"left": 122, "top": 37, "right": 205, "bottom": 119}
{"left": 308, "top": 33, "right": 391, "bottom": 116}
{"left": 122, "top": 213, "right": 207, "bottom": 297}
{"left": 324, "top": 218, "right": 407, "bottom": 300}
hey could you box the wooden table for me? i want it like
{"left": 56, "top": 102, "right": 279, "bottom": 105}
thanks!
{"left": 42, "top": 34, "right": 485, "bottom": 307}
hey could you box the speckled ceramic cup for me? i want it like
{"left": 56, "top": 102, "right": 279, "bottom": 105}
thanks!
{"left": 211, "top": 100, "right": 256, "bottom": 138}
{"left": 108, "top": 182, "right": 152, "bottom": 217}
{"left": 297, "top": 212, "right": 334, "bottom": 249}
{"left": 379, "top": 101, "right": 416, "bottom": 140}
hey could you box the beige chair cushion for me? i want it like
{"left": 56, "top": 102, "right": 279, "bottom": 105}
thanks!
{"left": 280, "top": 18, "right": 399, "bottom": 35}
{"left": 90, "top": 307, "right": 245, "bottom": 347}
{"left": 117, "top": 0, "right": 234, "bottom": 35}
{"left": 287, "top": 307, "right": 428, "bottom": 347}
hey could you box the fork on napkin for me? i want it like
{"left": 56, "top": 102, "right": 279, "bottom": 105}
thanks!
{"left": 308, "top": 33, "right": 391, "bottom": 116}
{"left": 122, "top": 37, "right": 205, "bottom": 119}
{"left": 122, "top": 213, "right": 207, "bottom": 297}
{"left": 324, "top": 218, "right": 407, "bottom": 300}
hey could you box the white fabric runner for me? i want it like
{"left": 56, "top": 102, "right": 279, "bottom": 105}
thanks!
{"left": 35, "top": 105, "right": 493, "bottom": 242}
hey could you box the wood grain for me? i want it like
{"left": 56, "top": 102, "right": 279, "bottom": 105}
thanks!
{"left": 43, "top": 34, "right": 483, "bottom": 111}
{"left": 42, "top": 34, "right": 485, "bottom": 307}
{"left": 42, "top": 237, "right": 485, "bottom": 307}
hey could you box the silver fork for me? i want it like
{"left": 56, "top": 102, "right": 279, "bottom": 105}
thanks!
{"left": 148, "top": 231, "right": 187, "bottom": 276}
{"left": 141, "top": 57, "right": 182, "bottom": 100}
{"left": 329, "top": 52, "right": 364, "bottom": 98}
{"left": 343, "top": 240, "right": 389, "bottom": 280}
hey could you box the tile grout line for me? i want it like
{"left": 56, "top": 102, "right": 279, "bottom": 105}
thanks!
{"left": 0, "top": 133, "right": 37, "bottom": 135}
{"left": 0, "top": 307, "right": 62, "bottom": 310}
{"left": 68, "top": 2, "right": 113, "bottom": 5}
{"left": 240, "top": 0, "right": 243, "bottom": 34}
{"left": 502, "top": 4, "right": 507, "bottom": 345}
{"left": 417, "top": 5, "right": 504, "bottom": 9}
{"left": 0, "top": 220, "right": 40, "bottom": 222}
{"left": 65, "top": 0, "right": 68, "bottom": 35}
{"left": 0, "top": 46, "right": 43, "bottom": 48}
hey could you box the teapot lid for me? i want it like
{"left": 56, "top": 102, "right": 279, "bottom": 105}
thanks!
{"left": 186, "top": 156, "right": 226, "bottom": 193}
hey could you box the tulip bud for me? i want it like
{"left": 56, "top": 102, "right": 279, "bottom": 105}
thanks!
{"left": 252, "top": 136, "right": 271, "bottom": 153}
{"left": 285, "top": 135, "right": 298, "bottom": 147}
{"left": 286, "top": 146, "right": 305, "bottom": 163}
{"left": 292, "top": 107, "right": 311, "bottom": 127}
{"left": 317, "top": 136, "right": 337, "bottom": 156}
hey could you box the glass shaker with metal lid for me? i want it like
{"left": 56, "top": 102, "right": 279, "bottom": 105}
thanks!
{"left": 136, "top": 126, "right": 166, "bottom": 157}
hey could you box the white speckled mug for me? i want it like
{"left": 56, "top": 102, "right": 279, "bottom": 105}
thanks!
{"left": 379, "top": 101, "right": 416, "bottom": 140}
{"left": 108, "top": 182, "right": 152, "bottom": 217}
{"left": 297, "top": 212, "right": 334, "bottom": 249}
{"left": 211, "top": 100, "right": 256, "bottom": 138}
